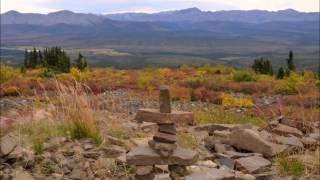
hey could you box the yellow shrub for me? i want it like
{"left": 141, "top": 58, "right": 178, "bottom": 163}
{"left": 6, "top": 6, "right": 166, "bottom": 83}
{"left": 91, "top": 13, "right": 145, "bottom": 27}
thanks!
{"left": 276, "top": 72, "right": 304, "bottom": 94}
{"left": 137, "top": 72, "right": 155, "bottom": 90}
{"left": 0, "top": 64, "right": 18, "bottom": 82}
{"left": 211, "top": 65, "right": 235, "bottom": 75}
{"left": 158, "top": 68, "right": 172, "bottom": 78}
{"left": 222, "top": 93, "right": 254, "bottom": 108}
{"left": 69, "top": 67, "right": 91, "bottom": 81}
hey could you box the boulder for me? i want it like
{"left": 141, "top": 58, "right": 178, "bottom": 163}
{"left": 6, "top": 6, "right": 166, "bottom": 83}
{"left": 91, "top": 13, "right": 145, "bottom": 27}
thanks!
{"left": 70, "top": 169, "right": 86, "bottom": 180}
{"left": 216, "top": 157, "right": 235, "bottom": 169}
{"left": 154, "top": 173, "right": 171, "bottom": 180}
{"left": 272, "top": 135, "right": 303, "bottom": 148}
{"left": 131, "top": 138, "right": 151, "bottom": 147}
{"left": 214, "top": 143, "right": 228, "bottom": 153}
{"left": 106, "top": 135, "right": 124, "bottom": 146}
{"left": 135, "top": 108, "right": 194, "bottom": 125}
{"left": 229, "top": 128, "right": 287, "bottom": 157}
{"left": 187, "top": 165, "right": 212, "bottom": 174}
{"left": 168, "top": 165, "right": 188, "bottom": 177}
{"left": 185, "top": 168, "right": 235, "bottom": 180}
{"left": 308, "top": 132, "right": 320, "bottom": 141}
{"left": 126, "top": 145, "right": 198, "bottom": 166}
{"left": 213, "top": 131, "right": 231, "bottom": 142}
{"left": 204, "top": 136, "right": 220, "bottom": 150}
{"left": 100, "top": 145, "right": 126, "bottom": 157}
{"left": 235, "top": 171, "right": 256, "bottom": 180}
{"left": 235, "top": 156, "right": 271, "bottom": 174}
{"left": 231, "top": 124, "right": 259, "bottom": 132}
{"left": 259, "top": 130, "right": 272, "bottom": 141}
{"left": 1, "top": 132, "right": 19, "bottom": 157}
{"left": 196, "top": 160, "right": 218, "bottom": 168}
{"left": 272, "top": 124, "right": 303, "bottom": 138}
{"left": 135, "top": 173, "right": 155, "bottom": 180}
{"left": 279, "top": 118, "right": 312, "bottom": 133}
{"left": 301, "top": 137, "right": 318, "bottom": 147}
{"left": 13, "top": 170, "right": 34, "bottom": 180}
{"left": 215, "top": 151, "right": 261, "bottom": 160}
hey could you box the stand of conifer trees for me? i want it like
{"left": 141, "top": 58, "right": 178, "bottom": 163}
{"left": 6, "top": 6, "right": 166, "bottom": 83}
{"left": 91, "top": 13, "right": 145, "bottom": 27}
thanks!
{"left": 252, "top": 51, "right": 296, "bottom": 80}
{"left": 23, "top": 47, "right": 87, "bottom": 73}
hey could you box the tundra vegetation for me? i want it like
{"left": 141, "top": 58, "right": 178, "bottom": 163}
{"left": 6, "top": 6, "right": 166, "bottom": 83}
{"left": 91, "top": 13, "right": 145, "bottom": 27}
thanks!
{"left": 0, "top": 48, "right": 319, "bottom": 179}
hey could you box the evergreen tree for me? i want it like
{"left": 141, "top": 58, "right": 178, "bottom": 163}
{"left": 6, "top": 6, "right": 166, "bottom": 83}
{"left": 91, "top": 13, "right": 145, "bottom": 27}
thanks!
{"left": 43, "top": 47, "right": 71, "bottom": 73}
{"left": 287, "top": 50, "right": 295, "bottom": 71}
{"left": 277, "top": 67, "right": 285, "bottom": 79}
{"left": 23, "top": 49, "right": 30, "bottom": 68}
{"left": 252, "top": 57, "right": 273, "bottom": 75}
{"left": 75, "top": 53, "right": 88, "bottom": 71}
{"left": 38, "top": 50, "right": 43, "bottom": 65}
{"left": 22, "top": 46, "right": 72, "bottom": 73}
{"left": 318, "top": 63, "right": 320, "bottom": 80}
{"left": 29, "top": 48, "right": 38, "bottom": 68}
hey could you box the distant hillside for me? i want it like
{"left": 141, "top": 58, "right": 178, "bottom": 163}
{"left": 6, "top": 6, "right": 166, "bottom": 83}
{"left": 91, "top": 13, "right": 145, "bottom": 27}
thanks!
{"left": 2, "top": 8, "right": 319, "bottom": 25}
{"left": 1, "top": 10, "right": 105, "bottom": 25}
{"left": 1, "top": 8, "right": 319, "bottom": 70}
{"left": 106, "top": 8, "right": 319, "bottom": 23}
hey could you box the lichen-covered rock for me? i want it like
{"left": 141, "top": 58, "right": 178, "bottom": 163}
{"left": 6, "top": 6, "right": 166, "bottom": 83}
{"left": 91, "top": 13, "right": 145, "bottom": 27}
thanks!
{"left": 229, "top": 128, "right": 287, "bottom": 157}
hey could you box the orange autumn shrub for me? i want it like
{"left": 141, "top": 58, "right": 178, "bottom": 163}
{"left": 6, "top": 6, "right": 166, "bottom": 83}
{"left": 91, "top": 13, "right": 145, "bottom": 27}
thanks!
{"left": 170, "top": 86, "right": 190, "bottom": 101}
{"left": 2, "top": 86, "right": 19, "bottom": 96}
{"left": 193, "top": 87, "right": 223, "bottom": 104}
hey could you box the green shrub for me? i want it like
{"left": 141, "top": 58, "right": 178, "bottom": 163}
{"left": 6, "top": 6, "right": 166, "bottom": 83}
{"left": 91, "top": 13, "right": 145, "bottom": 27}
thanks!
{"left": 277, "top": 156, "right": 305, "bottom": 177}
{"left": 194, "top": 108, "right": 266, "bottom": 127}
{"left": 233, "top": 71, "right": 257, "bottom": 82}
{"left": 62, "top": 120, "right": 103, "bottom": 144}
{"left": 33, "top": 138, "right": 44, "bottom": 155}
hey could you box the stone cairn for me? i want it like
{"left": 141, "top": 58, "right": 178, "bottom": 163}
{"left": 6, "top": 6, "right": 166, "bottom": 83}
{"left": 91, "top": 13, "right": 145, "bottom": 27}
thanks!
{"left": 126, "top": 86, "right": 199, "bottom": 180}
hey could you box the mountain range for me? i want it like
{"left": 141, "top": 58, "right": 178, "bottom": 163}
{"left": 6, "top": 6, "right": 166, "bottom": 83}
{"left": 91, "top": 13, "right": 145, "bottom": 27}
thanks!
{"left": 2, "top": 8, "right": 319, "bottom": 25}
{"left": 1, "top": 8, "right": 319, "bottom": 69}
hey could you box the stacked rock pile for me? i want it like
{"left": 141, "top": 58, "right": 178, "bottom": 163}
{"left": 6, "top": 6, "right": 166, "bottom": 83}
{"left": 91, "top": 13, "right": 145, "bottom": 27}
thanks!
{"left": 126, "top": 86, "right": 199, "bottom": 180}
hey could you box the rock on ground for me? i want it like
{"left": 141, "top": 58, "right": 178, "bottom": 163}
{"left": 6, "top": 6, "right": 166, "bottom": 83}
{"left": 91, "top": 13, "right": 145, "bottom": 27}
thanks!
{"left": 126, "top": 145, "right": 198, "bottom": 166}
{"left": 272, "top": 124, "right": 303, "bottom": 138}
{"left": 228, "top": 128, "right": 287, "bottom": 157}
{"left": 185, "top": 168, "right": 235, "bottom": 180}
{"left": 235, "top": 156, "right": 271, "bottom": 174}
{"left": 0, "top": 132, "right": 19, "bottom": 157}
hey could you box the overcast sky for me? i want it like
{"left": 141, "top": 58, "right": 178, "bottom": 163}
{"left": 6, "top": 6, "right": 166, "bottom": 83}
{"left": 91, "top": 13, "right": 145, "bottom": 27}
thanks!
{"left": 1, "top": 0, "right": 319, "bottom": 14}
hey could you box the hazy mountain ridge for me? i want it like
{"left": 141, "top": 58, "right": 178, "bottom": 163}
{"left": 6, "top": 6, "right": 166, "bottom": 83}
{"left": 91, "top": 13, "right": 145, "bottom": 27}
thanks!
{"left": 1, "top": 8, "right": 319, "bottom": 25}
{"left": 1, "top": 10, "right": 105, "bottom": 25}
{"left": 106, "top": 8, "right": 319, "bottom": 23}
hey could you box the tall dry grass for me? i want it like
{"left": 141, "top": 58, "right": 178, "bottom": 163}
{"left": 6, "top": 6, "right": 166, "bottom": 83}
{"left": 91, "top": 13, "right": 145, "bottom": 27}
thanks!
{"left": 49, "top": 80, "right": 103, "bottom": 144}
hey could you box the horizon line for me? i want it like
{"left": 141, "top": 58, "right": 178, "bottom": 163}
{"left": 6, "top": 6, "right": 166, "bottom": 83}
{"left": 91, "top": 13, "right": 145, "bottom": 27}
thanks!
{"left": 2, "top": 7, "right": 320, "bottom": 15}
